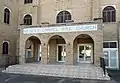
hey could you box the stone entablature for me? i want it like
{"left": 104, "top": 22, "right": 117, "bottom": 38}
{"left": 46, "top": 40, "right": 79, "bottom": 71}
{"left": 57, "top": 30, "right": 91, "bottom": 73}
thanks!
{"left": 23, "top": 24, "right": 98, "bottom": 34}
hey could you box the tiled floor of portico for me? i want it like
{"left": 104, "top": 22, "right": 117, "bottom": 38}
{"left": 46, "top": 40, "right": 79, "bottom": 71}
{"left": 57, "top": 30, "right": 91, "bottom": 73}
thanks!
{"left": 3, "top": 63, "right": 110, "bottom": 80}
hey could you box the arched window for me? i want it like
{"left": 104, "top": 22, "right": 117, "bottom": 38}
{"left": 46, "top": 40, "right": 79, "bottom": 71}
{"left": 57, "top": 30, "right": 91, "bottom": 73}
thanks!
{"left": 24, "top": 14, "right": 32, "bottom": 25}
{"left": 4, "top": 8, "right": 10, "bottom": 24}
{"left": 2, "top": 42, "right": 9, "bottom": 55}
{"left": 56, "top": 11, "right": 71, "bottom": 23}
{"left": 24, "top": 0, "right": 33, "bottom": 4}
{"left": 103, "top": 6, "right": 116, "bottom": 22}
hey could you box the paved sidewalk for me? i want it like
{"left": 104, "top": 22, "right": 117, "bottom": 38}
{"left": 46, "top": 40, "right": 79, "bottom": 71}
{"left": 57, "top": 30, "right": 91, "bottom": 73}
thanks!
{"left": 3, "top": 63, "right": 110, "bottom": 80}
{"left": 0, "top": 72, "right": 116, "bottom": 83}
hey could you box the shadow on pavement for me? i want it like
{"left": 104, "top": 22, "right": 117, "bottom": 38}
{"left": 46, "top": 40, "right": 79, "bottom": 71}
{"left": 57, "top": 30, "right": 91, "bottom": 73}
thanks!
{"left": 107, "top": 69, "right": 120, "bottom": 83}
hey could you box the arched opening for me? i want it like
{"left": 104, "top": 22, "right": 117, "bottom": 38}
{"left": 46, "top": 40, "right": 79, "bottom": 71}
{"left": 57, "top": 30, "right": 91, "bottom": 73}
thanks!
{"left": 48, "top": 35, "right": 66, "bottom": 64}
{"left": 56, "top": 11, "right": 71, "bottom": 23}
{"left": 4, "top": 8, "right": 10, "bottom": 24}
{"left": 103, "top": 6, "right": 116, "bottom": 22}
{"left": 73, "top": 34, "right": 94, "bottom": 64}
{"left": 2, "top": 42, "right": 9, "bottom": 55}
{"left": 25, "top": 36, "right": 41, "bottom": 63}
{"left": 24, "top": 14, "right": 32, "bottom": 25}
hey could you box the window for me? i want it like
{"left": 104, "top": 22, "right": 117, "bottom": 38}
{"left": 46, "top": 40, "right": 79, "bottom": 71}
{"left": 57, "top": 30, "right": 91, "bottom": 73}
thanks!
{"left": 103, "top": 41, "right": 118, "bottom": 69}
{"left": 2, "top": 42, "right": 9, "bottom": 55}
{"left": 56, "top": 11, "right": 71, "bottom": 23}
{"left": 24, "top": 14, "right": 32, "bottom": 25}
{"left": 103, "top": 41, "right": 117, "bottom": 48}
{"left": 103, "top": 6, "right": 116, "bottom": 22}
{"left": 24, "top": 0, "right": 32, "bottom": 4}
{"left": 4, "top": 8, "right": 10, "bottom": 24}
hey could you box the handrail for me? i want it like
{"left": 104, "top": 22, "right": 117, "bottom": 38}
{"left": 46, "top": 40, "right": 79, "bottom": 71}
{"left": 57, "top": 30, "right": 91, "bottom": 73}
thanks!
{"left": 100, "top": 57, "right": 106, "bottom": 75}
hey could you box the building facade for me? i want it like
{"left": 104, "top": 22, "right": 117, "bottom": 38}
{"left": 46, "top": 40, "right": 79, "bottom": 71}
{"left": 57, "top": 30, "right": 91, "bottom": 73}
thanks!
{"left": 0, "top": 0, "right": 120, "bottom": 70}
{"left": 0, "top": 0, "right": 19, "bottom": 66}
{"left": 18, "top": 0, "right": 120, "bottom": 70}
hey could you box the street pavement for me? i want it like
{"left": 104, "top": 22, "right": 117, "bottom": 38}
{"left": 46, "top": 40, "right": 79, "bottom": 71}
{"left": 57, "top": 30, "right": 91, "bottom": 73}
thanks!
{"left": 0, "top": 67, "right": 118, "bottom": 83}
{"left": 107, "top": 69, "right": 120, "bottom": 83}
{"left": 0, "top": 72, "right": 116, "bottom": 83}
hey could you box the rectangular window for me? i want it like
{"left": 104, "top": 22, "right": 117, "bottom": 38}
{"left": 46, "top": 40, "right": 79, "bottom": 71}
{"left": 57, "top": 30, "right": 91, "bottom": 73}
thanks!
{"left": 103, "top": 42, "right": 109, "bottom": 48}
{"left": 110, "top": 42, "right": 117, "bottom": 48}
{"left": 103, "top": 41, "right": 118, "bottom": 69}
{"left": 103, "top": 41, "right": 117, "bottom": 48}
{"left": 26, "top": 49, "right": 33, "bottom": 58}
{"left": 24, "top": 0, "right": 32, "bottom": 4}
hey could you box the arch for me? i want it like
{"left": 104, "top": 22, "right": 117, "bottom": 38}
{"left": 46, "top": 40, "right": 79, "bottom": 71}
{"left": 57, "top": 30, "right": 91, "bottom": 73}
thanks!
{"left": 103, "top": 6, "right": 116, "bottom": 22}
{"left": 48, "top": 35, "right": 66, "bottom": 63}
{"left": 24, "top": 35, "right": 41, "bottom": 43}
{"left": 73, "top": 34, "right": 94, "bottom": 43}
{"left": 48, "top": 35, "right": 66, "bottom": 44}
{"left": 25, "top": 36, "right": 41, "bottom": 44}
{"left": 56, "top": 11, "right": 71, "bottom": 23}
{"left": 73, "top": 34, "right": 94, "bottom": 64}
{"left": 4, "top": 8, "right": 10, "bottom": 24}
{"left": 2, "top": 41, "right": 9, "bottom": 55}
{"left": 24, "top": 0, "right": 33, "bottom": 4}
{"left": 25, "top": 36, "right": 41, "bottom": 63}
{"left": 24, "top": 14, "right": 32, "bottom": 25}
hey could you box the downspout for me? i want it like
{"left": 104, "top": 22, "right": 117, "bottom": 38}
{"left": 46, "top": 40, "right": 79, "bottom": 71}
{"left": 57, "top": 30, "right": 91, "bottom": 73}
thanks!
{"left": 37, "top": 0, "right": 41, "bottom": 24}
{"left": 98, "top": 0, "right": 101, "bottom": 18}
{"left": 117, "top": 21, "right": 120, "bottom": 69}
{"left": 91, "top": 0, "right": 93, "bottom": 21}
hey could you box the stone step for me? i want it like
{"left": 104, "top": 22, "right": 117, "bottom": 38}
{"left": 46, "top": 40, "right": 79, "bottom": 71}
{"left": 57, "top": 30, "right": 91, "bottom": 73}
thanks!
{"left": 2, "top": 63, "right": 110, "bottom": 80}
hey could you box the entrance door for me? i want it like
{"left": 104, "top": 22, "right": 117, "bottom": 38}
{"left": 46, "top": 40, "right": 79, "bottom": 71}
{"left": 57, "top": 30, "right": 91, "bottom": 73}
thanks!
{"left": 37, "top": 45, "right": 41, "bottom": 62}
{"left": 57, "top": 45, "right": 66, "bottom": 62}
{"left": 104, "top": 50, "right": 118, "bottom": 68}
{"left": 103, "top": 41, "right": 118, "bottom": 69}
{"left": 78, "top": 44, "right": 93, "bottom": 63}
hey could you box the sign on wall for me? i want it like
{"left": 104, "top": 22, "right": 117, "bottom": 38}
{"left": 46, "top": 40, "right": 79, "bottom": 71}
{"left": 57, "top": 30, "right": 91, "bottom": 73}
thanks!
{"left": 23, "top": 24, "right": 98, "bottom": 34}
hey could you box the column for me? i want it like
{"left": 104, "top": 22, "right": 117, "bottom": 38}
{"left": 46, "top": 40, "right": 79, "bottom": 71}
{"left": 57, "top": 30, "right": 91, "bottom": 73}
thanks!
{"left": 19, "top": 39, "right": 25, "bottom": 64}
{"left": 41, "top": 43, "right": 48, "bottom": 64}
{"left": 94, "top": 41, "right": 103, "bottom": 66}
{"left": 49, "top": 39, "right": 56, "bottom": 64}
{"left": 66, "top": 43, "right": 74, "bottom": 65}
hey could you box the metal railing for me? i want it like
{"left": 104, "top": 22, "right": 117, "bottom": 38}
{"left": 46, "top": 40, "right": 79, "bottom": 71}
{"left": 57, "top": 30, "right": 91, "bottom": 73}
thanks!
{"left": 100, "top": 57, "right": 106, "bottom": 75}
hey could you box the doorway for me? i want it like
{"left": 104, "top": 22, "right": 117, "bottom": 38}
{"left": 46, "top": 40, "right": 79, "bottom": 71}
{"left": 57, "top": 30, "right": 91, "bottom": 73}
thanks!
{"left": 48, "top": 35, "right": 66, "bottom": 64}
{"left": 25, "top": 36, "right": 41, "bottom": 63}
{"left": 78, "top": 44, "right": 93, "bottom": 63}
{"left": 103, "top": 41, "right": 119, "bottom": 69}
{"left": 57, "top": 44, "right": 66, "bottom": 62}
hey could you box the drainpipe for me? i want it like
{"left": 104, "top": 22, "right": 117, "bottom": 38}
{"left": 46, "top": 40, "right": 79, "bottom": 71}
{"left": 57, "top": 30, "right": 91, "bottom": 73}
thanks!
{"left": 91, "top": 0, "right": 93, "bottom": 21}
{"left": 117, "top": 21, "right": 120, "bottom": 69}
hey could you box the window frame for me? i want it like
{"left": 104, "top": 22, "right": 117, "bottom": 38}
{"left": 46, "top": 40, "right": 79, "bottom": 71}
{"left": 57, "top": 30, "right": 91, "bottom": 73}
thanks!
{"left": 2, "top": 41, "right": 9, "bottom": 55}
{"left": 24, "top": 0, "right": 33, "bottom": 4}
{"left": 56, "top": 11, "right": 71, "bottom": 23}
{"left": 103, "top": 41, "right": 117, "bottom": 48}
{"left": 23, "top": 14, "right": 32, "bottom": 25}
{"left": 103, "top": 6, "right": 116, "bottom": 23}
{"left": 103, "top": 41, "right": 119, "bottom": 69}
{"left": 4, "top": 8, "right": 10, "bottom": 24}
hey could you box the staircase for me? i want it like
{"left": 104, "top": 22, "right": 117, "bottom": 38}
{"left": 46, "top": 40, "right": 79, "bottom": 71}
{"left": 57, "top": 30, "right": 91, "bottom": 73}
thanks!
{"left": 2, "top": 63, "right": 110, "bottom": 80}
